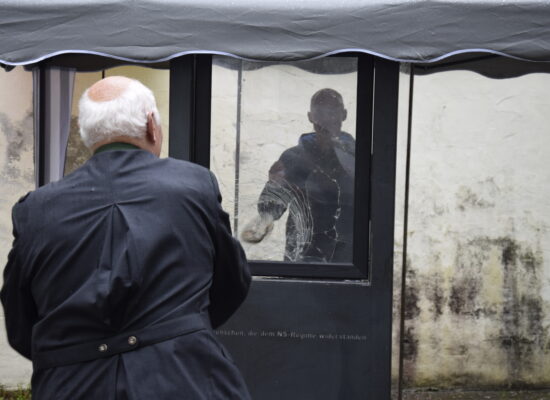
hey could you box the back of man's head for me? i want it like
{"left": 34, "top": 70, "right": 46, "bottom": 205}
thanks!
{"left": 79, "top": 76, "right": 161, "bottom": 149}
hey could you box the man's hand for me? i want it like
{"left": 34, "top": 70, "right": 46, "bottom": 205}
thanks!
{"left": 241, "top": 214, "right": 274, "bottom": 243}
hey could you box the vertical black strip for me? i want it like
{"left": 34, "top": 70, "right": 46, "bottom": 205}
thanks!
{"left": 398, "top": 65, "right": 414, "bottom": 400}
{"left": 353, "top": 54, "right": 374, "bottom": 278}
{"left": 169, "top": 57, "right": 195, "bottom": 161}
{"left": 367, "top": 58, "right": 400, "bottom": 400}
{"left": 194, "top": 55, "right": 212, "bottom": 168}
{"left": 60, "top": 70, "right": 71, "bottom": 177}
{"left": 36, "top": 66, "right": 46, "bottom": 187}
{"left": 233, "top": 61, "right": 243, "bottom": 235}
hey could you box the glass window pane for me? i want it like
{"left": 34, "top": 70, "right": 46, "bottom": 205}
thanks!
{"left": 211, "top": 57, "right": 357, "bottom": 264}
{"left": 65, "top": 71, "right": 100, "bottom": 175}
{"left": 65, "top": 67, "right": 170, "bottom": 175}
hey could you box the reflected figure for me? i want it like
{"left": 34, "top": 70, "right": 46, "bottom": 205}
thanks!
{"left": 242, "top": 88, "right": 355, "bottom": 262}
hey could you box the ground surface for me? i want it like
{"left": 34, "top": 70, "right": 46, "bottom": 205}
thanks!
{"left": 2, "top": 388, "right": 550, "bottom": 399}
{"left": 0, "top": 386, "right": 30, "bottom": 400}
{"left": 399, "top": 390, "right": 550, "bottom": 400}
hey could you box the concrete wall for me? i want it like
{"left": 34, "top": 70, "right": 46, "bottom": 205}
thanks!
{"left": 395, "top": 68, "right": 550, "bottom": 388}
{"left": 0, "top": 67, "right": 34, "bottom": 385}
{"left": 0, "top": 63, "right": 549, "bottom": 390}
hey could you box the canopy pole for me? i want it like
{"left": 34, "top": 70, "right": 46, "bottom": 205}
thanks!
{"left": 398, "top": 64, "right": 414, "bottom": 400}
{"left": 233, "top": 60, "right": 243, "bottom": 235}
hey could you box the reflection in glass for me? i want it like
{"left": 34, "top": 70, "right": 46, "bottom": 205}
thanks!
{"left": 211, "top": 57, "right": 357, "bottom": 263}
{"left": 65, "top": 71, "right": 98, "bottom": 175}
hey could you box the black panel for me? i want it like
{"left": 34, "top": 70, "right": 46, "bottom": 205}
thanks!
{"left": 217, "top": 280, "right": 373, "bottom": 400}
{"left": 169, "top": 57, "right": 194, "bottom": 161}
{"left": 36, "top": 66, "right": 46, "bottom": 187}
{"left": 169, "top": 55, "right": 212, "bottom": 165}
{"left": 167, "top": 53, "right": 400, "bottom": 398}
{"left": 366, "top": 58, "right": 400, "bottom": 399}
{"left": 207, "top": 53, "right": 375, "bottom": 280}
{"left": 217, "top": 59, "right": 400, "bottom": 400}
{"left": 353, "top": 54, "right": 374, "bottom": 278}
{"left": 31, "top": 52, "right": 400, "bottom": 400}
{"left": 251, "top": 261, "right": 363, "bottom": 280}
{"left": 194, "top": 55, "right": 212, "bottom": 168}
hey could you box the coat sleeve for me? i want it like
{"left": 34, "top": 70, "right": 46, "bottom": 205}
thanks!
{"left": 207, "top": 171, "right": 251, "bottom": 329}
{"left": 0, "top": 199, "right": 38, "bottom": 360}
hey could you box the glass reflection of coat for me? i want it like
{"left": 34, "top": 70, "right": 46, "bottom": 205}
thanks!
{"left": 258, "top": 131, "right": 355, "bottom": 263}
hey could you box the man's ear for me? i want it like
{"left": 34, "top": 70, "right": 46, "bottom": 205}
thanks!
{"left": 342, "top": 108, "right": 348, "bottom": 122}
{"left": 307, "top": 111, "right": 314, "bottom": 124}
{"left": 146, "top": 112, "right": 159, "bottom": 144}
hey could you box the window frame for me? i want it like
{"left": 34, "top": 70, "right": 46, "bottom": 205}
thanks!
{"left": 169, "top": 53, "right": 374, "bottom": 280}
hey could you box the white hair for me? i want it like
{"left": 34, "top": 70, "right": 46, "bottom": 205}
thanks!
{"left": 78, "top": 78, "right": 161, "bottom": 148}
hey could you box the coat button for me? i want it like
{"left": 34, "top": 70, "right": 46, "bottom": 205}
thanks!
{"left": 98, "top": 344, "right": 108, "bottom": 352}
{"left": 128, "top": 336, "right": 138, "bottom": 346}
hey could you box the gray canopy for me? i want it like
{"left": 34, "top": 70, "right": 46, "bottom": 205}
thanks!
{"left": 1, "top": 0, "right": 550, "bottom": 66}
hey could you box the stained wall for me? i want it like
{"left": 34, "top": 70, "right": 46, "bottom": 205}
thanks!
{"left": 0, "top": 67, "right": 34, "bottom": 386}
{"left": 0, "top": 64, "right": 549, "bottom": 390}
{"left": 394, "top": 68, "right": 550, "bottom": 388}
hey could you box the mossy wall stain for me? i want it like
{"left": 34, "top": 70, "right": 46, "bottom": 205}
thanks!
{"left": 400, "top": 236, "right": 549, "bottom": 388}
{"left": 0, "top": 111, "right": 33, "bottom": 183}
{"left": 396, "top": 70, "right": 550, "bottom": 390}
{"left": 64, "top": 115, "right": 92, "bottom": 175}
{"left": 0, "top": 67, "right": 35, "bottom": 386}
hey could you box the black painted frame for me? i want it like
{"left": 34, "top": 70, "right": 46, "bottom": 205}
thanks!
{"left": 169, "top": 55, "right": 212, "bottom": 165}
{"left": 34, "top": 65, "right": 47, "bottom": 187}
{"left": 366, "top": 57, "right": 400, "bottom": 398}
{"left": 169, "top": 54, "right": 376, "bottom": 280}
{"left": 208, "top": 57, "right": 399, "bottom": 400}
{"left": 32, "top": 53, "right": 399, "bottom": 399}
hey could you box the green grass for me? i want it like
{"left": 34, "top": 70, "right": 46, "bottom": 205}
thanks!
{"left": 0, "top": 385, "right": 31, "bottom": 400}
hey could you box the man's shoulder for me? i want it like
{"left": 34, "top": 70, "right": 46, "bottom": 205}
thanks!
{"left": 162, "top": 156, "right": 209, "bottom": 172}
{"left": 23, "top": 166, "right": 83, "bottom": 201}
{"left": 158, "top": 157, "right": 213, "bottom": 183}
{"left": 10, "top": 190, "right": 34, "bottom": 230}
{"left": 10, "top": 191, "right": 31, "bottom": 222}
{"left": 17, "top": 155, "right": 214, "bottom": 203}
{"left": 154, "top": 157, "right": 218, "bottom": 197}
{"left": 92, "top": 151, "right": 212, "bottom": 183}
{"left": 16, "top": 178, "right": 57, "bottom": 207}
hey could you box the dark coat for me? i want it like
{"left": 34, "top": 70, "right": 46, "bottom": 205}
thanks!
{"left": 1, "top": 148, "right": 252, "bottom": 400}
{"left": 258, "top": 132, "right": 355, "bottom": 263}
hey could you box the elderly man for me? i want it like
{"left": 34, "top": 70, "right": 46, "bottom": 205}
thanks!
{"left": 242, "top": 88, "right": 355, "bottom": 263}
{"left": 1, "top": 76, "right": 251, "bottom": 399}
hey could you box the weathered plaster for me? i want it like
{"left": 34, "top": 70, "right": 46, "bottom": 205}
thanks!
{"left": 397, "top": 69, "right": 550, "bottom": 389}
{"left": 0, "top": 67, "right": 34, "bottom": 386}
{"left": 1, "top": 64, "right": 549, "bottom": 390}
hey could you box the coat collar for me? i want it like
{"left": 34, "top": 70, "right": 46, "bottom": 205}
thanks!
{"left": 94, "top": 142, "right": 141, "bottom": 154}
